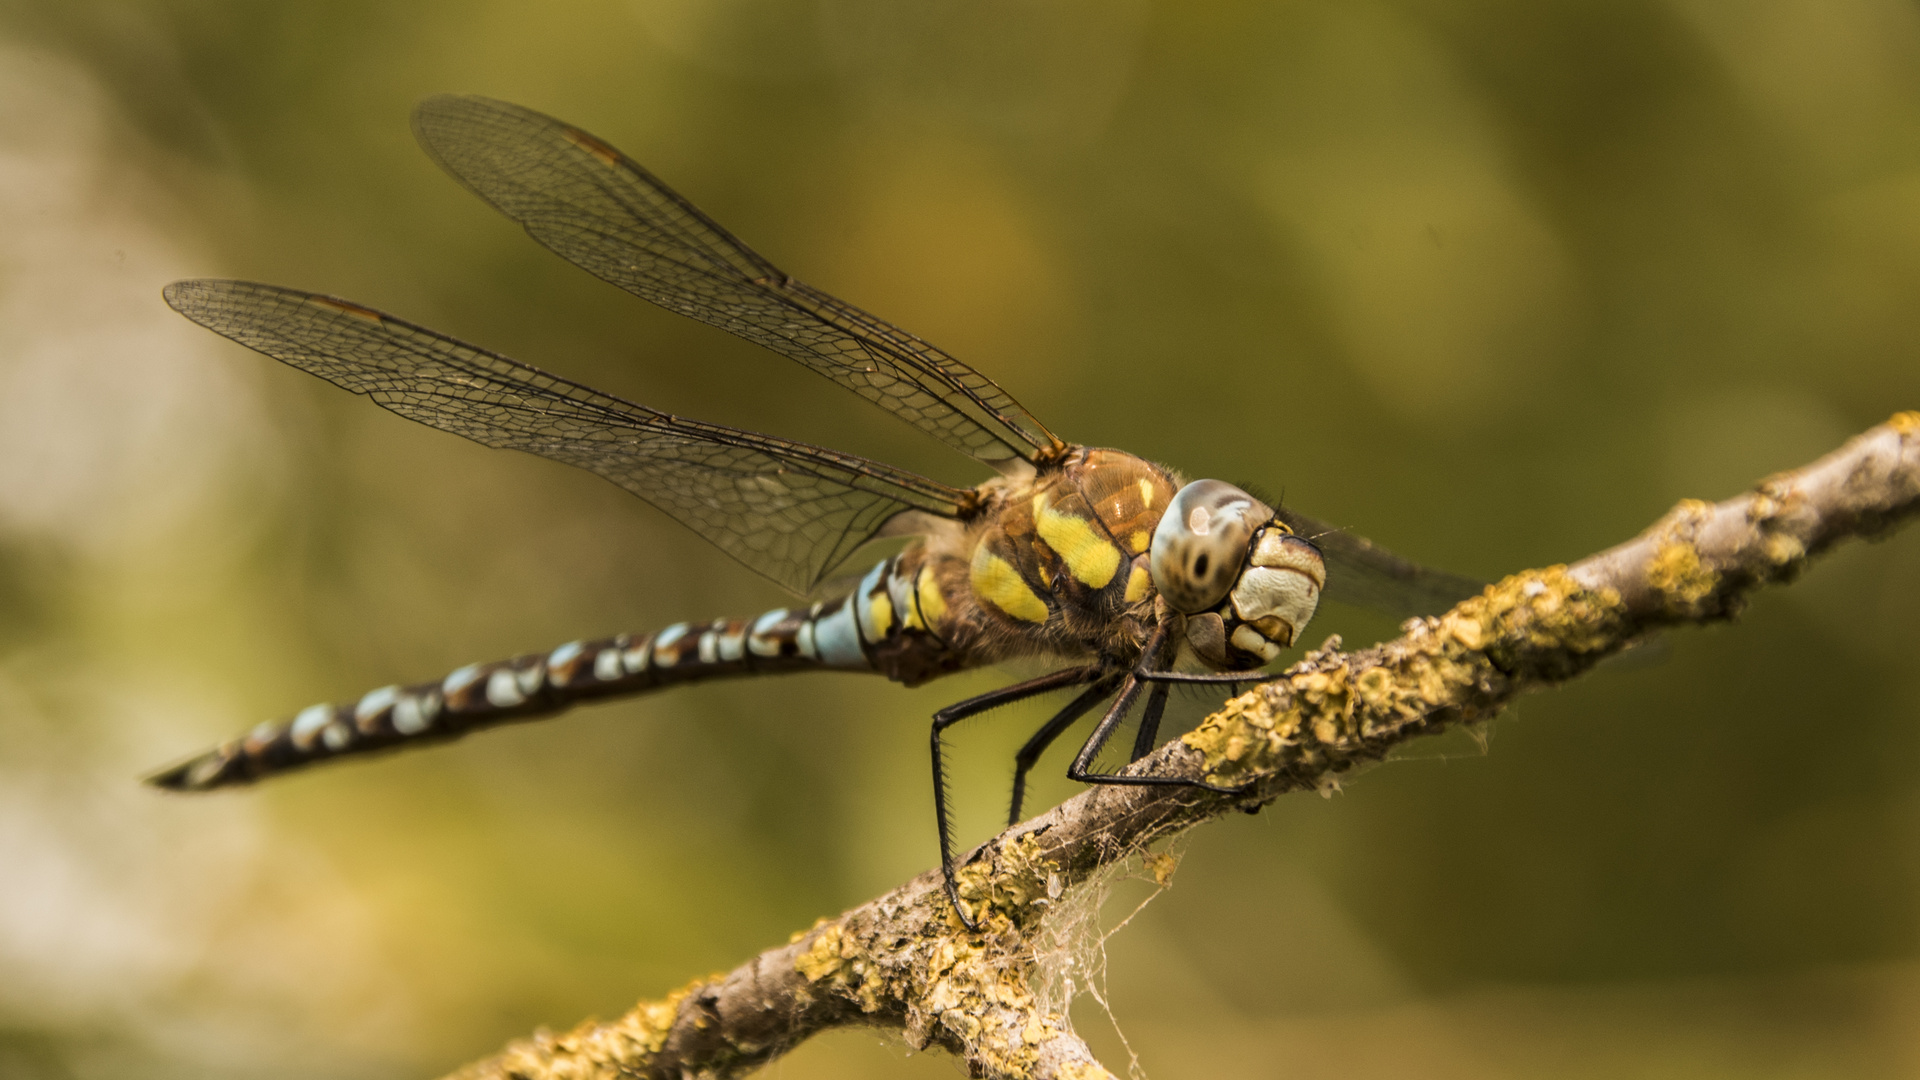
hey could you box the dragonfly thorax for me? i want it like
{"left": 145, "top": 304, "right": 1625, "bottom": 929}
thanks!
{"left": 947, "top": 449, "right": 1171, "bottom": 657}
{"left": 942, "top": 453, "right": 1322, "bottom": 673}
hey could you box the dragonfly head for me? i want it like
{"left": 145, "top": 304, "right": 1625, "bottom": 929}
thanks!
{"left": 1150, "top": 479, "right": 1325, "bottom": 667}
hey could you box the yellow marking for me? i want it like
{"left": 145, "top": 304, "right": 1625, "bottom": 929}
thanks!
{"left": 1129, "top": 529, "right": 1150, "bottom": 553}
{"left": 1124, "top": 564, "right": 1153, "bottom": 603}
{"left": 901, "top": 582, "right": 925, "bottom": 631}
{"left": 916, "top": 566, "right": 948, "bottom": 628}
{"left": 866, "top": 591, "right": 894, "bottom": 642}
{"left": 308, "top": 296, "right": 383, "bottom": 323}
{"left": 971, "top": 546, "right": 1049, "bottom": 623}
{"left": 1138, "top": 478, "right": 1156, "bottom": 508}
{"left": 1033, "top": 497, "right": 1121, "bottom": 588}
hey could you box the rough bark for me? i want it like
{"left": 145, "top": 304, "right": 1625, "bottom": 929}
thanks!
{"left": 443, "top": 412, "right": 1920, "bottom": 1080}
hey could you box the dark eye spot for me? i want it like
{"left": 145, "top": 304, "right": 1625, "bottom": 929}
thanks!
{"left": 1193, "top": 553, "right": 1209, "bottom": 578}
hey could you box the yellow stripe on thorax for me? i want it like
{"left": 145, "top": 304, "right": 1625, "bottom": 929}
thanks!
{"left": 970, "top": 545, "right": 1049, "bottom": 623}
{"left": 915, "top": 565, "right": 948, "bottom": 629}
{"left": 1032, "top": 495, "right": 1122, "bottom": 588}
{"left": 866, "top": 591, "right": 894, "bottom": 642}
{"left": 901, "top": 586, "right": 925, "bottom": 631}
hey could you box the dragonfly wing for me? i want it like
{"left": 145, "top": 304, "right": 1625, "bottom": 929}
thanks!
{"left": 1274, "top": 507, "right": 1486, "bottom": 619}
{"left": 410, "top": 93, "right": 1061, "bottom": 468}
{"left": 166, "top": 280, "right": 968, "bottom": 594}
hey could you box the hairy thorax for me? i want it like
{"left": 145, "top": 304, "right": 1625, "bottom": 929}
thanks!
{"left": 861, "top": 448, "right": 1179, "bottom": 684}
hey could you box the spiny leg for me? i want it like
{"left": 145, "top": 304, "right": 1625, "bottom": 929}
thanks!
{"left": 1130, "top": 662, "right": 1281, "bottom": 764}
{"left": 1064, "top": 623, "right": 1183, "bottom": 784}
{"left": 1129, "top": 681, "right": 1171, "bottom": 762}
{"left": 1133, "top": 668, "right": 1285, "bottom": 685}
{"left": 1069, "top": 622, "right": 1248, "bottom": 796}
{"left": 1128, "top": 661, "right": 1278, "bottom": 764}
{"left": 931, "top": 666, "right": 1101, "bottom": 927}
{"left": 1008, "top": 677, "right": 1122, "bottom": 827}
{"left": 1065, "top": 674, "right": 1248, "bottom": 794}
{"left": 1053, "top": 618, "right": 1277, "bottom": 794}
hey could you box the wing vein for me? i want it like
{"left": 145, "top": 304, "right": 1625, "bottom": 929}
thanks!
{"left": 165, "top": 278, "right": 967, "bottom": 593}
{"left": 412, "top": 93, "right": 1062, "bottom": 466}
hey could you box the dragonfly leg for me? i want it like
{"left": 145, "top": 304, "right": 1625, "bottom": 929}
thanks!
{"left": 1129, "top": 681, "right": 1171, "bottom": 762}
{"left": 1067, "top": 674, "right": 1249, "bottom": 796}
{"left": 1008, "top": 677, "right": 1124, "bottom": 828}
{"left": 1133, "top": 668, "right": 1285, "bottom": 685}
{"left": 931, "top": 666, "right": 1103, "bottom": 928}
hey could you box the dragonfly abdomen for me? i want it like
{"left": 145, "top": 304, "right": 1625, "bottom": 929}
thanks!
{"left": 148, "top": 554, "right": 964, "bottom": 792}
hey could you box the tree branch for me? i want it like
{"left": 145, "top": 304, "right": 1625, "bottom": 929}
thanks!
{"left": 442, "top": 412, "right": 1920, "bottom": 1080}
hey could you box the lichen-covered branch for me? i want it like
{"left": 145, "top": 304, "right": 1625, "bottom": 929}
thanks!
{"left": 442, "top": 413, "right": 1920, "bottom": 1080}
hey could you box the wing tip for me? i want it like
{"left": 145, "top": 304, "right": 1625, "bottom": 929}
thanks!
{"left": 411, "top": 92, "right": 541, "bottom": 141}
{"left": 161, "top": 277, "right": 210, "bottom": 312}
{"left": 411, "top": 91, "right": 481, "bottom": 137}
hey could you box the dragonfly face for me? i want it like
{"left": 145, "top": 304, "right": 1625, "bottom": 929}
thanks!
{"left": 148, "top": 95, "right": 1482, "bottom": 925}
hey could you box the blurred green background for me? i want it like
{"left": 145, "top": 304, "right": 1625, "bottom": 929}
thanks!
{"left": 2, "top": 1, "right": 1919, "bottom": 1077}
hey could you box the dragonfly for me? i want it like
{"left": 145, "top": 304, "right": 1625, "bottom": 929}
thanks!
{"left": 147, "top": 95, "right": 1481, "bottom": 922}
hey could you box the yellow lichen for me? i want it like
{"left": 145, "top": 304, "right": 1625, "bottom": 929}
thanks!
{"left": 1646, "top": 539, "right": 1716, "bottom": 611}
{"left": 1143, "top": 851, "right": 1179, "bottom": 887}
{"left": 789, "top": 831, "right": 1107, "bottom": 1077}
{"left": 1056, "top": 1061, "right": 1118, "bottom": 1080}
{"left": 1181, "top": 684, "right": 1301, "bottom": 787}
{"left": 912, "top": 830, "right": 1084, "bottom": 1074}
{"left": 1641, "top": 500, "right": 1720, "bottom": 614}
{"left": 1183, "top": 565, "right": 1627, "bottom": 786}
{"left": 1354, "top": 666, "right": 1394, "bottom": 708}
{"left": 795, "top": 924, "right": 847, "bottom": 983}
{"left": 1292, "top": 666, "right": 1354, "bottom": 737}
{"left": 1746, "top": 486, "right": 1810, "bottom": 582}
{"left": 1763, "top": 532, "right": 1805, "bottom": 567}
{"left": 1888, "top": 410, "right": 1920, "bottom": 436}
{"left": 1473, "top": 566, "right": 1625, "bottom": 657}
{"left": 469, "top": 983, "right": 696, "bottom": 1080}
{"left": 952, "top": 830, "right": 1056, "bottom": 927}
{"left": 1442, "top": 612, "right": 1484, "bottom": 650}
{"left": 793, "top": 921, "right": 889, "bottom": 1015}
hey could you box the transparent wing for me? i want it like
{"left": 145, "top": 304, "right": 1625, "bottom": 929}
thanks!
{"left": 1275, "top": 507, "right": 1486, "bottom": 619}
{"left": 166, "top": 280, "right": 969, "bottom": 594}
{"left": 411, "top": 93, "right": 1061, "bottom": 468}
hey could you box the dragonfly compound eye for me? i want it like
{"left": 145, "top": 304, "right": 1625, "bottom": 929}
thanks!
{"left": 1149, "top": 479, "right": 1272, "bottom": 613}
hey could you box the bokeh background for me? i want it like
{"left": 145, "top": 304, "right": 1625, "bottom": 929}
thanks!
{"left": 3, "top": 1, "right": 1920, "bottom": 1077}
